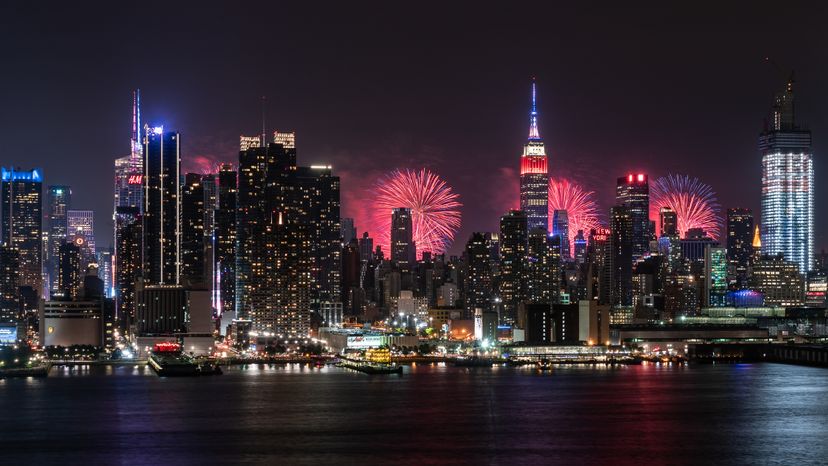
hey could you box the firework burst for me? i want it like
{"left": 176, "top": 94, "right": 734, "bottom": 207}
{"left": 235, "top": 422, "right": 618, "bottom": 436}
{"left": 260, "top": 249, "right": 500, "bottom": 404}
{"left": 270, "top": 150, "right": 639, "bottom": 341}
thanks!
{"left": 548, "top": 178, "right": 602, "bottom": 252}
{"left": 650, "top": 174, "right": 722, "bottom": 239}
{"left": 370, "top": 168, "right": 462, "bottom": 258}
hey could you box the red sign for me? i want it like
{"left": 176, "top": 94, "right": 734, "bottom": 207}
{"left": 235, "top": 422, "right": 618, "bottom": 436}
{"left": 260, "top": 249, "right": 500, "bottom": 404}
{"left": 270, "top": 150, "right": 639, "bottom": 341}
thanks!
{"left": 127, "top": 175, "right": 143, "bottom": 185}
{"left": 591, "top": 227, "right": 611, "bottom": 242}
{"left": 153, "top": 342, "right": 181, "bottom": 353}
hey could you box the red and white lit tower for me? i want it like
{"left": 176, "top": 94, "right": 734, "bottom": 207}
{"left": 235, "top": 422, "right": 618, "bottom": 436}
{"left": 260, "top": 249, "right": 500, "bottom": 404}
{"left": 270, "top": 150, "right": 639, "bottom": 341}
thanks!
{"left": 519, "top": 78, "right": 549, "bottom": 232}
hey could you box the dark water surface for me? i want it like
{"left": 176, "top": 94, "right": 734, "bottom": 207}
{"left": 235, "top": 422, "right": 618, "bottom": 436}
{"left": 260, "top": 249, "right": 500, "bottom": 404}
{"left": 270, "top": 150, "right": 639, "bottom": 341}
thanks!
{"left": 2, "top": 362, "right": 827, "bottom": 465}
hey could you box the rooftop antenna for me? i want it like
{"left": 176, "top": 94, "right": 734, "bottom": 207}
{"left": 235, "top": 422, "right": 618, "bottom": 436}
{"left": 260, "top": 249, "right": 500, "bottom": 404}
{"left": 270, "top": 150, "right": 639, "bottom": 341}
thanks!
{"left": 261, "top": 95, "right": 267, "bottom": 147}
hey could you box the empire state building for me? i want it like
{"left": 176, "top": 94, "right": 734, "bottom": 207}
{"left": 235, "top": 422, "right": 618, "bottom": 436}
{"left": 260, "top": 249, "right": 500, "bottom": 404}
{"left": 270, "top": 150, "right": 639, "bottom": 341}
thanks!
{"left": 519, "top": 79, "right": 549, "bottom": 232}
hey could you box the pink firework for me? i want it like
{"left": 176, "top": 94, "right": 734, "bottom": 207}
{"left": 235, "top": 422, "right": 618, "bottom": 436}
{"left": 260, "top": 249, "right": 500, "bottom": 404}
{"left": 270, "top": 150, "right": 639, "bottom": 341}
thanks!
{"left": 548, "top": 178, "right": 602, "bottom": 252}
{"left": 650, "top": 174, "right": 722, "bottom": 239}
{"left": 370, "top": 168, "right": 462, "bottom": 258}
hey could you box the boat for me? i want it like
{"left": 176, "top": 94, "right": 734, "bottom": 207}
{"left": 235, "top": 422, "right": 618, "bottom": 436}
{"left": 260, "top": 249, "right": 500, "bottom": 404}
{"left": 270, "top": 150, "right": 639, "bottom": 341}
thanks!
{"left": 0, "top": 364, "right": 50, "bottom": 378}
{"left": 536, "top": 359, "right": 553, "bottom": 370}
{"left": 338, "top": 360, "right": 403, "bottom": 374}
{"left": 338, "top": 348, "right": 402, "bottom": 374}
{"left": 452, "top": 356, "right": 496, "bottom": 367}
{"left": 197, "top": 361, "right": 223, "bottom": 375}
{"left": 148, "top": 342, "right": 200, "bottom": 377}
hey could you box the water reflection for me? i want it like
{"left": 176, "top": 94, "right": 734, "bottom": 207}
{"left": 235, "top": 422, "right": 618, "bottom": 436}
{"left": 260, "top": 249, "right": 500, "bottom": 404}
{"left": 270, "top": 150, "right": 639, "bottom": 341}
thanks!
{"left": 0, "top": 363, "right": 826, "bottom": 464}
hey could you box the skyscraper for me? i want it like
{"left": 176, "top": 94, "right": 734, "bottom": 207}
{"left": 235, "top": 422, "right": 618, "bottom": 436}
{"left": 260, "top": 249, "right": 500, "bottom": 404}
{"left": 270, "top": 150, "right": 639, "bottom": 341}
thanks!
{"left": 499, "top": 210, "right": 528, "bottom": 323}
{"left": 57, "top": 242, "right": 82, "bottom": 299}
{"left": 47, "top": 185, "right": 71, "bottom": 294}
{"left": 67, "top": 210, "right": 95, "bottom": 267}
{"left": 391, "top": 208, "right": 415, "bottom": 272}
{"left": 96, "top": 249, "right": 114, "bottom": 299}
{"left": 616, "top": 173, "right": 650, "bottom": 259}
{"left": 358, "top": 232, "right": 374, "bottom": 263}
{"left": 573, "top": 229, "right": 587, "bottom": 264}
{"left": 760, "top": 74, "right": 813, "bottom": 274}
{"left": 181, "top": 173, "right": 206, "bottom": 287}
{"left": 235, "top": 133, "right": 339, "bottom": 336}
{"left": 114, "top": 90, "right": 144, "bottom": 212}
{"left": 519, "top": 79, "right": 549, "bottom": 232}
{"left": 659, "top": 207, "right": 678, "bottom": 237}
{"left": 0, "top": 245, "right": 20, "bottom": 324}
{"left": 527, "top": 228, "right": 559, "bottom": 304}
{"left": 704, "top": 246, "right": 728, "bottom": 307}
{"left": 289, "top": 165, "right": 341, "bottom": 308}
{"left": 751, "top": 254, "right": 804, "bottom": 307}
{"left": 610, "top": 206, "right": 633, "bottom": 306}
{"left": 115, "top": 206, "right": 142, "bottom": 325}
{"left": 726, "top": 208, "right": 754, "bottom": 290}
{"left": 215, "top": 164, "right": 237, "bottom": 317}
{"left": 464, "top": 232, "right": 492, "bottom": 317}
{"left": 142, "top": 125, "right": 181, "bottom": 285}
{"left": 552, "top": 210, "right": 569, "bottom": 259}
{"left": 235, "top": 142, "right": 270, "bottom": 320}
{"left": 341, "top": 217, "right": 356, "bottom": 245}
{"left": 587, "top": 228, "right": 613, "bottom": 305}
{"left": 1, "top": 167, "right": 43, "bottom": 293}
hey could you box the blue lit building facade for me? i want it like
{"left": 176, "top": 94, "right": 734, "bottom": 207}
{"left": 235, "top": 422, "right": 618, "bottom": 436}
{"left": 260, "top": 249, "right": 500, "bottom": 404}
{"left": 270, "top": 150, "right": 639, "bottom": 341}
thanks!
{"left": 760, "top": 76, "right": 813, "bottom": 274}
{"left": 1, "top": 168, "right": 43, "bottom": 294}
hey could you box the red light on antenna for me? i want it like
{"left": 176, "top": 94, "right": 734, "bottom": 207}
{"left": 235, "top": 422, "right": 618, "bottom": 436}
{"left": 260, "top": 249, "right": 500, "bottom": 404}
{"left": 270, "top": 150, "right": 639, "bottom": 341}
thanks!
{"left": 637, "top": 174, "right": 644, "bottom": 182}
{"left": 628, "top": 175, "right": 633, "bottom": 182}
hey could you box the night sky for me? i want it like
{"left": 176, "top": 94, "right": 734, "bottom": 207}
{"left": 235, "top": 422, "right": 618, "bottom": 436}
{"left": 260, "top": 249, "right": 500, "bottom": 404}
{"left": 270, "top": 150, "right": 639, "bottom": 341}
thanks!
{"left": 2, "top": 2, "right": 827, "bottom": 256}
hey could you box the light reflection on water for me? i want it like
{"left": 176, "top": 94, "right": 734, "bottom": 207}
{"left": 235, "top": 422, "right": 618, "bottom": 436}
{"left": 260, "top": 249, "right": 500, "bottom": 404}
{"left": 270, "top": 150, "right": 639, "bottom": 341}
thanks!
{"left": 2, "top": 363, "right": 827, "bottom": 465}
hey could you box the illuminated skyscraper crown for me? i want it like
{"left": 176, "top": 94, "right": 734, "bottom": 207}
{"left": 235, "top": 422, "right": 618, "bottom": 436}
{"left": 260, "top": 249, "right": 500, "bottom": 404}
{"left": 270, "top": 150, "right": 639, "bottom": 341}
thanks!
{"left": 528, "top": 78, "right": 541, "bottom": 141}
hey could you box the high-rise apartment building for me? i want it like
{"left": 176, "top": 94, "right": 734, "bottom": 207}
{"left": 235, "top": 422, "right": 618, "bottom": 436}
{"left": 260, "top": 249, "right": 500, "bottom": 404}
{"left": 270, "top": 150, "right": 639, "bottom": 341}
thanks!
{"left": 215, "top": 164, "right": 236, "bottom": 317}
{"left": 499, "top": 210, "right": 528, "bottom": 323}
{"left": 57, "top": 242, "right": 82, "bottom": 299}
{"left": 527, "top": 228, "right": 559, "bottom": 304}
{"left": 181, "top": 173, "right": 206, "bottom": 286}
{"left": 610, "top": 206, "right": 633, "bottom": 306}
{"left": 464, "top": 232, "right": 492, "bottom": 317}
{"left": 235, "top": 133, "right": 339, "bottom": 336}
{"left": 115, "top": 206, "right": 142, "bottom": 325}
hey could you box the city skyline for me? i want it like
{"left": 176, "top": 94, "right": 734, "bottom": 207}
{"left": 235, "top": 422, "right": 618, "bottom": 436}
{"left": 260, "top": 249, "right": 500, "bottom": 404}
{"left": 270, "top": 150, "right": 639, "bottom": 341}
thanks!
{"left": 1, "top": 3, "right": 827, "bottom": 257}
{"left": 3, "top": 5, "right": 828, "bottom": 465}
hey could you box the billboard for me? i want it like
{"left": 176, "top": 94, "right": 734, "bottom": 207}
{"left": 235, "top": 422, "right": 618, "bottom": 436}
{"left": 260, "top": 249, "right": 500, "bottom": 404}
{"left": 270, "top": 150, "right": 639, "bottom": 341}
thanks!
{"left": 346, "top": 335, "right": 385, "bottom": 349}
{"left": 0, "top": 324, "right": 17, "bottom": 345}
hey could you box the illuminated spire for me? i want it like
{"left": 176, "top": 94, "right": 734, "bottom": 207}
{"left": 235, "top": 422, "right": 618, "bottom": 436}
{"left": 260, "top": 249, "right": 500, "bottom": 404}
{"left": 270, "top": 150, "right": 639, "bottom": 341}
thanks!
{"left": 131, "top": 89, "right": 142, "bottom": 158}
{"left": 528, "top": 78, "right": 541, "bottom": 140}
{"left": 752, "top": 225, "right": 761, "bottom": 249}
